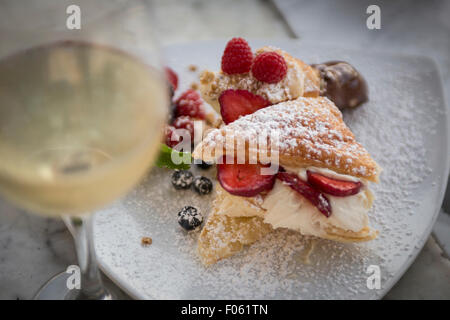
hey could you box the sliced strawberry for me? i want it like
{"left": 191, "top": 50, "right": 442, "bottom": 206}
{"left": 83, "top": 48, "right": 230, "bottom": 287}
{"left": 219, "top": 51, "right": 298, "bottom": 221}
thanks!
{"left": 219, "top": 89, "right": 271, "bottom": 124}
{"left": 277, "top": 172, "right": 331, "bottom": 217}
{"left": 217, "top": 161, "right": 276, "bottom": 197}
{"left": 307, "top": 171, "right": 361, "bottom": 197}
{"left": 165, "top": 67, "right": 178, "bottom": 91}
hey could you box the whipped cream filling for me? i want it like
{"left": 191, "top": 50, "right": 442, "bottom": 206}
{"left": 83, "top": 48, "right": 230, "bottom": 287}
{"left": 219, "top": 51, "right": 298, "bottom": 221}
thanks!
{"left": 217, "top": 166, "right": 373, "bottom": 237}
{"left": 264, "top": 167, "right": 372, "bottom": 236}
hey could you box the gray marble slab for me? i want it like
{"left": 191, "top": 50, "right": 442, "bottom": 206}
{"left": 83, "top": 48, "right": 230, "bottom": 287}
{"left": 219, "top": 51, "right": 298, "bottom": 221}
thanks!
{"left": 0, "top": 200, "right": 76, "bottom": 299}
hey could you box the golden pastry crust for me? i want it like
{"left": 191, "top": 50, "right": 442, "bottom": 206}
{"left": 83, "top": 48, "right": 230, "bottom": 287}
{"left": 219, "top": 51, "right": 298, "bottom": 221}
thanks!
{"left": 198, "top": 211, "right": 273, "bottom": 266}
{"left": 198, "top": 212, "right": 377, "bottom": 265}
{"left": 193, "top": 97, "right": 381, "bottom": 182}
{"left": 322, "top": 225, "right": 378, "bottom": 242}
{"left": 297, "top": 58, "right": 320, "bottom": 98}
{"left": 197, "top": 185, "right": 378, "bottom": 265}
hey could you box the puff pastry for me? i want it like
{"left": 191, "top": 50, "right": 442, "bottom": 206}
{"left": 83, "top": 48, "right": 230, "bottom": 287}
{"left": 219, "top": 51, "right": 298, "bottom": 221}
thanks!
{"left": 194, "top": 97, "right": 381, "bottom": 265}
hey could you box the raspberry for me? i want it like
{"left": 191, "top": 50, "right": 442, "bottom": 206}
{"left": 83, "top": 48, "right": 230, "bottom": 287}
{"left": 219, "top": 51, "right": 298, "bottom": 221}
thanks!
{"left": 164, "top": 125, "right": 180, "bottom": 148}
{"left": 221, "top": 38, "right": 253, "bottom": 75}
{"left": 175, "top": 89, "right": 205, "bottom": 119}
{"left": 172, "top": 116, "right": 194, "bottom": 140}
{"left": 251, "top": 51, "right": 287, "bottom": 84}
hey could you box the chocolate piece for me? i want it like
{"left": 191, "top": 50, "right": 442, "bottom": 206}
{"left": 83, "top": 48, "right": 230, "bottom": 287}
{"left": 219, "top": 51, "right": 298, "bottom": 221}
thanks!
{"left": 312, "top": 61, "right": 368, "bottom": 109}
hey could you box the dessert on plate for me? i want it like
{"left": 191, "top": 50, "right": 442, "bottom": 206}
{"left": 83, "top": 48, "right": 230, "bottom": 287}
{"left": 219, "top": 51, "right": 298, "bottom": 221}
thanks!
{"left": 164, "top": 38, "right": 376, "bottom": 265}
{"left": 193, "top": 97, "right": 381, "bottom": 265}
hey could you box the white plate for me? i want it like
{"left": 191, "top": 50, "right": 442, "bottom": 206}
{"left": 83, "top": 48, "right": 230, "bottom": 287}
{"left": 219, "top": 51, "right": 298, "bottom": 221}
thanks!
{"left": 94, "top": 40, "right": 449, "bottom": 299}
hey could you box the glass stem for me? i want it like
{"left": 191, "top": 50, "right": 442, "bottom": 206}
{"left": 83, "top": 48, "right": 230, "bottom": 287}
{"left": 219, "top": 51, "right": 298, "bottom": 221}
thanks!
{"left": 63, "top": 214, "right": 111, "bottom": 300}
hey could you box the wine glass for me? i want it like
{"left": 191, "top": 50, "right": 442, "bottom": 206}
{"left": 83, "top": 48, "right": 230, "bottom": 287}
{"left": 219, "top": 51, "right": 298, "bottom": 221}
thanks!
{"left": 0, "top": 0, "right": 168, "bottom": 299}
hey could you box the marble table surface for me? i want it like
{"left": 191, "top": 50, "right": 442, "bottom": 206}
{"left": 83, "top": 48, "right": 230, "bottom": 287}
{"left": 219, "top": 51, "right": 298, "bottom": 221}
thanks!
{"left": 0, "top": 0, "right": 449, "bottom": 299}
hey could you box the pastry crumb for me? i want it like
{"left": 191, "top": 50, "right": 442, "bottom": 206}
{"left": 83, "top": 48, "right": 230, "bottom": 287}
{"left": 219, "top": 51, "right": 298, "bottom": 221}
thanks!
{"left": 188, "top": 64, "right": 198, "bottom": 72}
{"left": 200, "top": 70, "right": 215, "bottom": 84}
{"left": 190, "top": 82, "right": 199, "bottom": 90}
{"left": 141, "top": 237, "right": 152, "bottom": 245}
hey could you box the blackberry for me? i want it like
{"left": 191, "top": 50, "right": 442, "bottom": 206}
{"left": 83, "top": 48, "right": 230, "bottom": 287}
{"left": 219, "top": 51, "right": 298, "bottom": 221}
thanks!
{"left": 177, "top": 206, "right": 203, "bottom": 231}
{"left": 192, "top": 176, "right": 213, "bottom": 195}
{"left": 171, "top": 170, "right": 193, "bottom": 189}
{"left": 195, "top": 160, "right": 213, "bottom": 170}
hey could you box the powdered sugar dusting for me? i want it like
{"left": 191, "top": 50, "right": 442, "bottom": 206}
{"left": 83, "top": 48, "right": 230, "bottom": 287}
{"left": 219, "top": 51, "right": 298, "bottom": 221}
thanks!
{"left": 94, "top": 44, "right": 448, "bottom": 299}
{"left": 201, "top": 96, "right": 379, "bottom": 180}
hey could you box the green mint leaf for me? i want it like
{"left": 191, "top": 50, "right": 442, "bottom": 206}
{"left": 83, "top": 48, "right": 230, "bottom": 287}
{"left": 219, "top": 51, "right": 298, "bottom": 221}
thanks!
{"left": 155, "top": 144, "right": 191, "bottom": 170}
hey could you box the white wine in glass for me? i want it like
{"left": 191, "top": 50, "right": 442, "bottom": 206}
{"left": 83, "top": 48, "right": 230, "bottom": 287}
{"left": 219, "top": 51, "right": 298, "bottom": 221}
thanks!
{"left": 0, "top": 1, "right": 168, "bottom": 299}
{"left": 0, "top": 41, "right": 167, "bottom": 216}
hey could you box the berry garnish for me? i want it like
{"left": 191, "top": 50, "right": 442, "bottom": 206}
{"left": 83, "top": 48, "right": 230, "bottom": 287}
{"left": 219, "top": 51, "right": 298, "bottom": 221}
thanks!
{"left": 307, "top": 171, "right": 361, "bottom": 197}
{"left": 178, "top": 206, "right": 203, "bottom": 231}
{"left": 172, "top": 116, "right": 194, "bottom": 140}
{"left": 165, "top": 67, "right": 178, "bottom": 91}
{"left": 277, "top": 171, "right": 332, "bottom": 217}
{"left": 193, "top": 176, "right": 213, "bottom": 195}
{"left": 175, "top": 89, "right": 205, "bottom": 119}
{"left": 171, "top": 170, "right": 194, "bottom": 189}
{"left": 218, "top": 89, "right": 271, "bottom": 124}
{"left": 221, "top": 37, "right": 253, "bottom": 75}
{"left": 251, "top": 51, "right": 287, "bottom": 84}
{"left": 195, "top": 160, "right": 213, "bottom": 170}
{"left": 217, "top": 161, "right": 276, "bottom": 197}
{"left": 164, "top": 125, "right": 180, "bottom": 148}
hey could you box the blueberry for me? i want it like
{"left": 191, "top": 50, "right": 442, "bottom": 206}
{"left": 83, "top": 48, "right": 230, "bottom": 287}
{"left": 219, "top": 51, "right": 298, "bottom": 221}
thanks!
{"left": 195, "top": 160, "right": 213, "bottom": 170}
{"left": 177, "top": 206, "right": 203, "bottom": 231}
{"left": 192, "top": 176, "right": 213, "bottom": 195}
{"left": 171, "top": 170, "right": 193, "bottom": 189}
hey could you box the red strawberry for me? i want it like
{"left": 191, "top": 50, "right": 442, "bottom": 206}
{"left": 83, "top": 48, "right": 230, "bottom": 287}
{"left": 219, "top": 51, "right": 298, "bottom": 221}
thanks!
{"left": 217, "top": 161, "right": 276, "bottom": 197}
{"left": 307, "top": 171, "right": 361, "bottom": 197}
{"left": 172, "top": 116, "right": 194, "bottom": 140}
{"left": 175, "top": 89, "right": 205, "bottom": 119}
{"left": 277, "top": 172, "right": 332, "bottom": 217}
{"left": 165, "top": 67, "right": 178, "bottom": 91}
{"left": 221, "top": 38, "right": 253, "bottom": 75}
{"left": 219, "top": 89, "right": 271, "bottom": 124}
{"left": 251, "top": 51, "right": 287, "bottom": 84}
